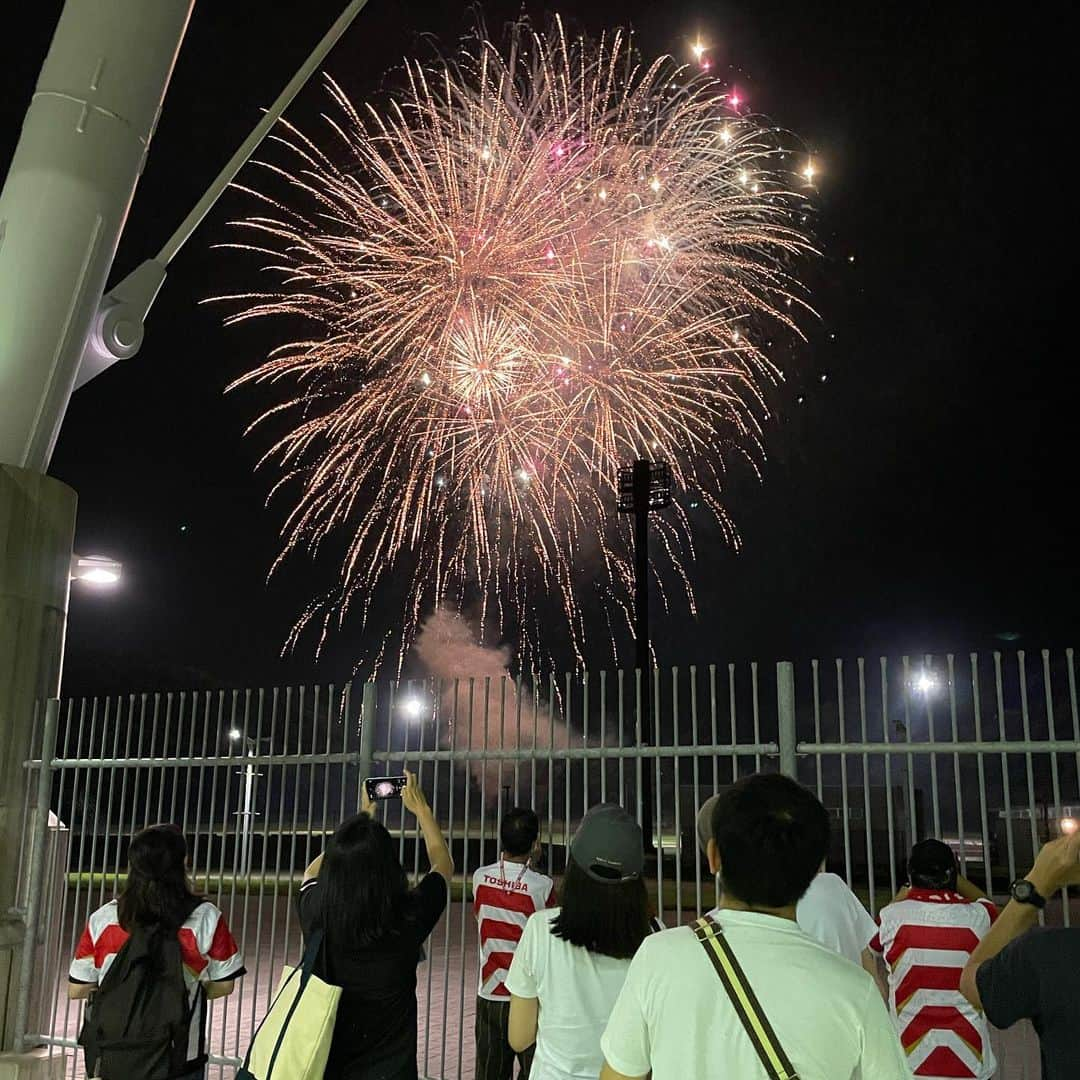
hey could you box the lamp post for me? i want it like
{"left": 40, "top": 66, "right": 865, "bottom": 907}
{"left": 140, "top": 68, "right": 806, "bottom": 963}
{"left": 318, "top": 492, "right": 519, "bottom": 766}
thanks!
{"left": 617, "top": 459, "right": 672, "bottom": 852}
{"left": 229, "top": 728, "right": 261, "bottom": 878}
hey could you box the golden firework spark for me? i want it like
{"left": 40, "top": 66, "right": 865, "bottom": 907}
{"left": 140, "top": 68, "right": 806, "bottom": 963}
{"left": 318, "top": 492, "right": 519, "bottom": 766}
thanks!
{"left": 219, "top": 17, "right": 816, "bottom": 671}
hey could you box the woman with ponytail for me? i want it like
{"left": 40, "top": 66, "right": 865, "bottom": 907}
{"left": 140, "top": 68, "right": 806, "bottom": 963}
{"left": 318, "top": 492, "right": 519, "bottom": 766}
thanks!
{"left": 68, "top": 824, "right": 246, "bottom": 1078}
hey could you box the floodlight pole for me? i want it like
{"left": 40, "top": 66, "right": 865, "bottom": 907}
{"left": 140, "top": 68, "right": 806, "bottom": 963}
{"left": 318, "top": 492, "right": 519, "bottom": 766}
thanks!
{"left": 619, "top": 459, "right": 671, "bottom": 855}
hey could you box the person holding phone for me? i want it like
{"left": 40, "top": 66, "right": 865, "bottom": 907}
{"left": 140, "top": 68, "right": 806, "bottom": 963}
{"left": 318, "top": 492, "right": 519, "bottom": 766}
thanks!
{"left": 298, "top": 769, "right": 453, "bottom": 1080}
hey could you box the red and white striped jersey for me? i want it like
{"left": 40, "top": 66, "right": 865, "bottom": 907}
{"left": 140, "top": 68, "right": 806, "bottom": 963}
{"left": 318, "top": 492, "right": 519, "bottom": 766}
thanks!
{"left": 473, "top": 859, "right": 556, "bottom": 1001}
{"left": 70, "top": 898, "right": 244, "bottom": 1065}
{"left": 871, "top": 889, "right": 998, "bottom": 1079}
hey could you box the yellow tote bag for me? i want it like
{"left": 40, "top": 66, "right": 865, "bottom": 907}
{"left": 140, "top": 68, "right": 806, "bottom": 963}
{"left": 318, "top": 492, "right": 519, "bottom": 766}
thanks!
{"left": 237, "top": 931, "right": 341, "bottom": 1080}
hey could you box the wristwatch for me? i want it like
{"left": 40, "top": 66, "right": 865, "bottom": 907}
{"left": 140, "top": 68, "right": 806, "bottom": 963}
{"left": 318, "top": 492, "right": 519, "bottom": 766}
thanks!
{"left": 1009, "top": 878, "right": 1047, "bottom": 909}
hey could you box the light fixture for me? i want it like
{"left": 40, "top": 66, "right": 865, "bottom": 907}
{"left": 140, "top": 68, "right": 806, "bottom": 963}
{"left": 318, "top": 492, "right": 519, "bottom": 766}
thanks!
{"left": 70, "top": 554, "right": 122, "bottom": 586}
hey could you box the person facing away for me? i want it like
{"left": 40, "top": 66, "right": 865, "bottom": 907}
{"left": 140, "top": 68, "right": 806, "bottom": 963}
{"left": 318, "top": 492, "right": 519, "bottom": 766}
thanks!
{"left": 474, "top": 806, "right": 557, "bottom": 1080}
{"left": 871, "top": 839, "right": 998, "bottom": 1080}
{"left": 505, "top": 803, "right": 652, "bottom": 1080}
{"left": 68, "top": 823, "right": 245, "bottom": 1080}
{"left": 600, "top": 773, "right": 910, "bottom": 1080}
{"left": 696, "top": 793, "right": 882, "bottom": 982}
{"left": 298, "top": 770, "right": 453, "bottom": 1080}
{"left": 959, "top": 830, "right": 1080, "bottom": 1080}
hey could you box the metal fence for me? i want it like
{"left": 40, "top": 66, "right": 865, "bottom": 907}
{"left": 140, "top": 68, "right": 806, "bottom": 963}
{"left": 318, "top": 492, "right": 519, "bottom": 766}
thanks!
{"left": 12, "top": 649, "right": 1080, "bottom": 1078}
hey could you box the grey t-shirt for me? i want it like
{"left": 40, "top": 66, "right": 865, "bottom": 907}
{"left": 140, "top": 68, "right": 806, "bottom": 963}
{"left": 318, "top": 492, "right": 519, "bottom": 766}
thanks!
{"left": 976, "top": 926, "right": 1080, "bottom": 1080}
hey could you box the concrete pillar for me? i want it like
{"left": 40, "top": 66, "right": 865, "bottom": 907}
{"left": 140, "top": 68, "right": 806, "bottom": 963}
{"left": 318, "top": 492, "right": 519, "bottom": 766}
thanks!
{"left": 0, "top": 467, "right": 76, "bottom": 1049}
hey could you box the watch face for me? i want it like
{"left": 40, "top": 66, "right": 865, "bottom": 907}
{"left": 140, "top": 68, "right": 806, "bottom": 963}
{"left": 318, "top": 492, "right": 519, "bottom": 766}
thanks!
{"left": 1012, "top": 880, "right": 1033, "bottom": 901}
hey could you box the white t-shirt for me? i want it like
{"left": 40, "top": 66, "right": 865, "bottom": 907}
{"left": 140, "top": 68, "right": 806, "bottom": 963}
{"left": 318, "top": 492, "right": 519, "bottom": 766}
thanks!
{"left": 601, "top": 909, "right": 911, "bottom": 1080}
{"left": 504, "top": 907, "right": 632, "bottom": 1080}
{"left": 796, "top": 872, "right": 879, "bottom": 965}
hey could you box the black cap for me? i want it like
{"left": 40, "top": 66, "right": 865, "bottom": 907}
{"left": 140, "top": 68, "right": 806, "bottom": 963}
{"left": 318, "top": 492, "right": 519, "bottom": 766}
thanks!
{"left": 569, "top": 804, "right": 644, "bottom": 883}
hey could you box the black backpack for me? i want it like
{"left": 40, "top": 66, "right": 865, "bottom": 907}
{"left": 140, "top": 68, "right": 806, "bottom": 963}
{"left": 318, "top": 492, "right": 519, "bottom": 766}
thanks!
{"left": 78, "top": 924, "right": 196, "bottom": 1079}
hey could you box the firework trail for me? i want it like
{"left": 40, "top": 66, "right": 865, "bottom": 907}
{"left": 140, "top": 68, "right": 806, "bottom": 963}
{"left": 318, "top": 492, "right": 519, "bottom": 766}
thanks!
{"left": 219, "top": 17, "right": 815, "bottom": 671}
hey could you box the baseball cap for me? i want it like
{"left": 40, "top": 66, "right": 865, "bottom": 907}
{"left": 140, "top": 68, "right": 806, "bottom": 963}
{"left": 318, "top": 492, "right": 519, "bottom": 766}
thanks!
{"left": 570, "top": 804, "right": 644, "bottom": 882}
{"left": 696, "top": 793, "right": 721, "bottom": 855}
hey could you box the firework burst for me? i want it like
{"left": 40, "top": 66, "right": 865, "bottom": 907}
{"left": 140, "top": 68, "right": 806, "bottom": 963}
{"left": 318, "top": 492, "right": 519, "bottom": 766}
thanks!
{"left": 219, "top": 17, "right": 816, "bottom": 672}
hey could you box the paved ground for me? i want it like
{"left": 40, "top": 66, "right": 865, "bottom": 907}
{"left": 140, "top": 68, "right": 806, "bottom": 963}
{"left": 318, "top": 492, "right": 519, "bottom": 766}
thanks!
{"left": 38, "top": 887, "right": 1051, "bottom": 1079}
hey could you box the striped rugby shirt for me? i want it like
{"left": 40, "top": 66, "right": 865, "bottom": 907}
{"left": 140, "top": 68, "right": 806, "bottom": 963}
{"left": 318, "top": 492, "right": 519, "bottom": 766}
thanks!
{"left": 473, "top": 859, "right": 556, "bottom": 1000}
{"left": 871, "top": 888, "right": 998, "bottom": 1079}
{"left": 70, "top": 898, "right": 245, "bottom": 1066}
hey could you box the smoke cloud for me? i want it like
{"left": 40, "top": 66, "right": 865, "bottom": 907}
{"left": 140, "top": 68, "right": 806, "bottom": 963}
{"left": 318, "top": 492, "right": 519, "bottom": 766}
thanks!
{"left": 413, "top": 609, "right": 570, "bottom": 795}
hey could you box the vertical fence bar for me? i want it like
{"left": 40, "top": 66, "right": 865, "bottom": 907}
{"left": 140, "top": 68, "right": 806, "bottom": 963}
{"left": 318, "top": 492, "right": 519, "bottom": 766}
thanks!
{"left": 672, "top": 667, "right": 683, "bottom": 926}
{"left": 1042, "top": 652, "right": 1066, "bottom": 926}
{"left": 836, "top": 659, "right": 852, "bottom": 884}
{"left": 599, "top": 670, "right": 608, "bottom": 804}
{"left": 616, "top": 669, "right": 625, "bottom": 807}
{"left": 812, "top": 660, "right": 823, "bottom": 800}
{"left": 947, "top": 655, "right": 968, "bottom": 880}
{"left": 728, "top": 664, "right": 737, "bottom": 784}
{"left": 925, "top": 655, "right": 943, "bottom": 840}
{"left": 776, "top": 661, "right": 797, "bottom": 779}
{"left": 438, "top": 679, "right": 459, "bottom": 1080}
{"left": 44, "top": 698, "right": 77, "bottom": 1063}
{"left": 634, "top": 669, "right": 643, "bottom": 827}
{"left": 1068, "top": 648, "right": 1080, "bottom": 790}
{"left": 653, "top": 670, "right": 664, "bottom": 925}
{"left": 994, "top": 652, "right": 1017, "bottom": 885}
{"left": 858, "top": 659, "right": 876, "bottom": 915}
{"left": 457, "top": 677, "right": 476, "bottom": 1080}
{"left": 690, "top": 665, "right": 702, "bottom": 918}
{"left": 1017, "top": 653, "right": 1042, "bottom": 907}
{"left": 708, "top": 664, "right": 718, "bottom": 796}
{"left": 751, "top": 662, "right": 761, "bottom": 774}
{"left": 14, "top": 698, "right": 60, "bottom": 1050}
{"left": 970, "top": 656, "right": 994, "bottom": 893}
{"left": 902, "top": 657, "right": 918, "bottom": 846}
{"left": 581, "top": 672, "right": 589, "bottom": 818}
{"left": 881, "top": 658, "right": 898, "bottom": 899}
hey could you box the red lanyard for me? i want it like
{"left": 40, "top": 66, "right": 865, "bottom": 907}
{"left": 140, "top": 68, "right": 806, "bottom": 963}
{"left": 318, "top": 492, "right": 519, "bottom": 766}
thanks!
{"left": 499, "top": 858, "right": 529, "bottom": 888}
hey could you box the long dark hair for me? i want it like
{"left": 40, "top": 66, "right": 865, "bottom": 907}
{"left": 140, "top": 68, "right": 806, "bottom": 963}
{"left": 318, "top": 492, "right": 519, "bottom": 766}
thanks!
{"left": 550, "top": 861, "right": 651, "bottom": 959}
{"left": 320, "top": 813, "right": 410, "bottom": 948}
{"left": 117, "top": 824, "right": 202, "bottom": 931}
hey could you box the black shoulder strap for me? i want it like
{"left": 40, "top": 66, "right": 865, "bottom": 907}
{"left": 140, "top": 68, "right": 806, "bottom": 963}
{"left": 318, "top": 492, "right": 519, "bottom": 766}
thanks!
{"left": 692, "top": 915, "right": 800, "bottom": 1080}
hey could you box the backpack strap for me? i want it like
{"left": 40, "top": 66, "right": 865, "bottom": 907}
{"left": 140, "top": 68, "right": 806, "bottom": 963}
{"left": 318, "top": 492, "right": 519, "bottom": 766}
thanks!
{"left": 692, "top": 915, "right": 800, "bottom": 1080}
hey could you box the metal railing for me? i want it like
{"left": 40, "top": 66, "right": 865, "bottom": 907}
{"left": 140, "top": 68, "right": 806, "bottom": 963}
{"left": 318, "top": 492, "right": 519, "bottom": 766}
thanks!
{"left": 12, "top": 649, "right": 1079, "bottom": 1078}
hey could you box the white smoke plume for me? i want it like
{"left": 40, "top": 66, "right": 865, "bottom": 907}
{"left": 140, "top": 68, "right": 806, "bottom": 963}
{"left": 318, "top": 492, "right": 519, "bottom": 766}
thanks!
{"left": 413, "top": 609, "right": 571, "bottom": 795}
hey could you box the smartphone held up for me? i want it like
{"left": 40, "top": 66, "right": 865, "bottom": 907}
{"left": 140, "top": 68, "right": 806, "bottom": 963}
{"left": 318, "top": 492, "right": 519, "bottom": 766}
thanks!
{"left": 365, "top": 775, "right": 408, "bottom": 802}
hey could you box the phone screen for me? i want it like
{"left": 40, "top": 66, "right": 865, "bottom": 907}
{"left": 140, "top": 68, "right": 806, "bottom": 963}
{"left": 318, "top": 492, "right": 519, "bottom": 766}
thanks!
{"left": 365, "top": 775, "right": 407, "bottom": 801}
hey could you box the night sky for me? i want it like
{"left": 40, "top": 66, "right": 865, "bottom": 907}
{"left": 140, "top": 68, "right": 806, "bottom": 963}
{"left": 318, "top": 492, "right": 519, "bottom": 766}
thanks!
{"left": 3, "top": 2, "right": 1073, "bottom": 694}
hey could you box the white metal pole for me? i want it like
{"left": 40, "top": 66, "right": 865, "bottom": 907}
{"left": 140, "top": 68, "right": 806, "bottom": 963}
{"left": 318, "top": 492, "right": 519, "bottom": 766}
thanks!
{"left": 0, "top": 0, "right": 194, "bottom": 472}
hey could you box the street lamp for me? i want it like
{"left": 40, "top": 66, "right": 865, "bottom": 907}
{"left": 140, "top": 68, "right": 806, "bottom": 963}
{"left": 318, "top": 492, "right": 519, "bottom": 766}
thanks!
{"left": 617, "top": 458, "right": 672, "bottom": 851}
{"left": 398, "top": 696, "right": 427, "bottom": 721}
{"left": 912, "top": 671, "right": 939, "bottom": 696}
{"left": 70, "top": 554, "right": 122, "bottom": 586}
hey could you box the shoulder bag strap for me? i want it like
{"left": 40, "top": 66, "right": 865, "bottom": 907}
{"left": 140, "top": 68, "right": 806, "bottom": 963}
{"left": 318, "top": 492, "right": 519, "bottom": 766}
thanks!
{"left": 692, "top": 916, "right": 800, "bottom": 1080}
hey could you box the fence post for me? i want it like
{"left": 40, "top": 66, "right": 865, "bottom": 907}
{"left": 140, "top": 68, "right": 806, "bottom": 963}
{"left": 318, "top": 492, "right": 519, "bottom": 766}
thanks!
{"left": 776, "top": 662, "right": 798, "bottom": 778}
{"left": 358, "top": 681, "right": 377, "bottom": 781}
{"left": 13, "top": 697, "right": 59, "bottom": 1051}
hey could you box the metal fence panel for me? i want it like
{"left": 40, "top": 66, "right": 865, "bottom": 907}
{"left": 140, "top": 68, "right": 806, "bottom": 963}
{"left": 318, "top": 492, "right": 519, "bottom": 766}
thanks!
{"left": 13, "top": 649, "right": 1078, "bottom": 1078}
